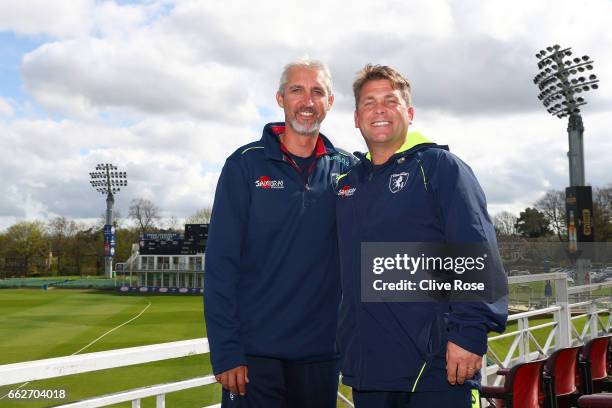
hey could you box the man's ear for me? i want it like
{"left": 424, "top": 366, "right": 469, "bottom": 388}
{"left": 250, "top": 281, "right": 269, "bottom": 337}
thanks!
{"left": 276, "top": 92, "right": 284, "bottom": 109}
{"left": 327, "top": 94, "right": 335, "bottom": 110}
{"left": 354, "top": 110, "right": 359, "bottom": 128}
{"left": 407, "top": 106, "right": 414, "bottom": 124}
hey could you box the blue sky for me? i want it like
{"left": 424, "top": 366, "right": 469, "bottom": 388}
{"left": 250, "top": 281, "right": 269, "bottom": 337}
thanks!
{"left": 0, "top": 32, "right": 42, "bottom": 110}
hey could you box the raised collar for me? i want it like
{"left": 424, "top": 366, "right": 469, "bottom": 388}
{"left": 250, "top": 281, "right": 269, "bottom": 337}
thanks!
{"left": 364, "top": 131, "right": 432, "bottom": 161}
{"left": 262, "top": 122, "right": 336, "bottom": 161}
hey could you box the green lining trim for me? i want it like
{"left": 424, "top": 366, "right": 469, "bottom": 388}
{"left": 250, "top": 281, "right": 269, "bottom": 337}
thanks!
{"left": 411, "top": 362, "right": 427, "bottom": 392}
{"left": 471, "top": 389, "right": 480, "bottom": 408}
{"left": 241, "top": 146, "right": 264, "bottom": 154}
{"left": 365, "top": 131, "right": 432, "bottom": 160}
{"left": 415, "top": 157, "right": 428, "bottom": 191}
{"left": 336, "top": 173, "right": 348, "bottom": 182}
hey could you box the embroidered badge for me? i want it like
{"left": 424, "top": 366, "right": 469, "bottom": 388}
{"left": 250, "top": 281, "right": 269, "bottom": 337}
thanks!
{"left": 389, "top": 172, "right": 409, "bottom": 193}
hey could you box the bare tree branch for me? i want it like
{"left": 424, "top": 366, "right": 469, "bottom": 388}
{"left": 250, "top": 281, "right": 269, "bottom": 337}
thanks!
{"left": 535, "top": 190, "right": 566, "bottom": 242}
{"left": 492, "top": 211, "right": 518, "bottom": 237}
{"left": 186, "top": 207, "right": 212, "bottom": 224}
{"left": 128, "top": 198, "right": 160, "bottom": 236}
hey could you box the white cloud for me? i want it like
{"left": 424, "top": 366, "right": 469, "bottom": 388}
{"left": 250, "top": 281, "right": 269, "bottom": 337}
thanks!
{"left": 0, "top": 116, "right": 256, "bottom": 229}
{"left": 0, "top": 97, "right": 13, "bottom": 116}
{"left": 0, "top": 0, "right": 93, "bottom": 38}
{"left": 22, "top": 38, "right": 260, "bottom": 123}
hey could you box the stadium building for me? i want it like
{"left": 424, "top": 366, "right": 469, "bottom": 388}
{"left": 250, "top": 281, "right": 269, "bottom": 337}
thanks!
{"left": 117, "top": 224, "right": 207, "bottom": 294}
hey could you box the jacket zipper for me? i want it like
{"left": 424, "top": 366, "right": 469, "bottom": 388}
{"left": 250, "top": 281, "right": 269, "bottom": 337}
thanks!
{"left": 280, "top": 155, "right": 327, "bottom": 211}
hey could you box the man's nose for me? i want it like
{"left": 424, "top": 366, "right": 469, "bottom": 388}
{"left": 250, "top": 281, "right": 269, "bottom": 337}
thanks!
{"left": 302, "top": 95, "right": 315, "bottom": 106}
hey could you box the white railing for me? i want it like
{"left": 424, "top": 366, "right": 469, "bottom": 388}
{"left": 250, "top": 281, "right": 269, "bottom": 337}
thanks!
{"left": 0, "top": 338, "right": 353, "bottom": 408}
{"left": 482, "top": 273, "right": 612, "bottom": 386}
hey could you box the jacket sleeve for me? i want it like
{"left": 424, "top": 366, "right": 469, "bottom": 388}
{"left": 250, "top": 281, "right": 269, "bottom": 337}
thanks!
{"left": 204, "top": 156, "right": 250, "bottom": 374}
{"left": 434, "top": 151, "right": 508, "bottom": 356}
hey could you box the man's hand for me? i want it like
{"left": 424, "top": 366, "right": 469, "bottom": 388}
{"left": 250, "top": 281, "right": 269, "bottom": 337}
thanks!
{"left": 446, "top": 341, "right": 482, "bottom": 385}
{"left": 215, "top": 365, "right": 249, "bottom": 395}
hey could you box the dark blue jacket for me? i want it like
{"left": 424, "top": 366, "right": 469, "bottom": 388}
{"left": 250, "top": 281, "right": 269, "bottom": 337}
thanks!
{"left": 336, "top": 132, "right": 508, "bottom": 392}
{"left": 204, "top": 122, "right": 355, "bottom": 375}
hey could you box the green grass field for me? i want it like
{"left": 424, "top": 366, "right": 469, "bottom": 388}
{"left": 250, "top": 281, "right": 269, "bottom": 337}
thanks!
{"left": 0, "top": 289, "right": 217, "bottom": 408}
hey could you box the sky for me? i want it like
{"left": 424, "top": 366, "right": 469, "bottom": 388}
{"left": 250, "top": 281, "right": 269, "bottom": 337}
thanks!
{"left": 0, "top": 0, "right": 611, "bottom": 230}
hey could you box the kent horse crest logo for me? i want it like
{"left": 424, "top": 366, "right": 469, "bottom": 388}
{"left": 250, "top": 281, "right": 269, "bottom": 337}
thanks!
{"left": 389, "top": 172, "right": 409, "bottom": 193}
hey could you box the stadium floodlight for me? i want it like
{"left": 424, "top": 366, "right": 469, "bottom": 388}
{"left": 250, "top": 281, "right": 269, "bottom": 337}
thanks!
{"left": 533, "top": 44, "right": 599, "bottom": 187}
{"left": 89, "top": 163, "right": 128, "bottom": 279}
{"left": 533, "top": 44, "right": 599, "bottom": 286}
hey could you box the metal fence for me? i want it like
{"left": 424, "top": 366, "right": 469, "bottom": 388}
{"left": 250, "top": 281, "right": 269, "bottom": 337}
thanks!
{"left": 483, "top": 272, "right": 612, "bottom": 386}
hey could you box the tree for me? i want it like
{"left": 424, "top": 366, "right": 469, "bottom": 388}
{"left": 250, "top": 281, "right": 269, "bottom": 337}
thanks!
{"left": 515, "top": 207, "right": 551, "bottom": 238}
{"left": 4, "top": 221, "right": 48, "bottom": 276}
{"left": 47, "top": 216, "right": 79, "bottom": 275}
{"left": 535, "top": 190, "right": 566, "bottom": 242}
{"left": 492, "top": 211, "right": 518, "bottom": 237}
{"left": 164, "top": 215, "right": 182, "bottom": 233}
{"left": 593, "top": 185, "right": 612, "bottom": 241}
{"left": 129, "top": 198, "right": 160, "bottom": 236}
{"left": 186, "top": 207, "right": 212, "bottom": 224}
{"left": 70, "top": 226, "right": 102, "bottom": 276}
{"left": 114, "top": 227, "right": 140, "bottom": 263}
{"left": 0, "top": 232, "right": 8, "bottom": 279}
{"left": 97, "top": 209, "right": 124, "bottom": 229}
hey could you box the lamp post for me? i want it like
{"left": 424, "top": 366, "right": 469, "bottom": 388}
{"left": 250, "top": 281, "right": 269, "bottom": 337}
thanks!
{"left": 533, "top": 44, "right": 599, "bottom": 285}
{"left": 89, "top": 164, "right": 128, "bottom": 278}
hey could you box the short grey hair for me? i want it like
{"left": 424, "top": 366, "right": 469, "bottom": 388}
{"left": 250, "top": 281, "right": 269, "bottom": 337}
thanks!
{"left": 278, "top": 58, "right": 333, "bottom": 96}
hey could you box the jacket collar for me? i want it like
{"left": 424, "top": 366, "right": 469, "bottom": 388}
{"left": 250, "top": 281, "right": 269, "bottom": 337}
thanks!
{"left": 364, "top": 131, "right": 433, "bottom": 161}
{"left": 356, "top": 131, "right": 446, "bottom": 169}
{"left": 261, "top": 122, "right": 337, "bottom": 161}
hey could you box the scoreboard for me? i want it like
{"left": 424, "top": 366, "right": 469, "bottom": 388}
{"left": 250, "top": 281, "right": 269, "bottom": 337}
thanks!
{"left": 138, "top": 224, "right": 209, "bottom": 255}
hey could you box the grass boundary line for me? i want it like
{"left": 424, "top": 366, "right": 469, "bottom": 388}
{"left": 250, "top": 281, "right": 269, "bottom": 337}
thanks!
{"left": 71, "top": 300, "right": 152, "bottom": 356}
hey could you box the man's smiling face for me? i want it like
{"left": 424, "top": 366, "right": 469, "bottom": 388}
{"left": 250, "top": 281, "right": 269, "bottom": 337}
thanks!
{"left": 276, "top": 66, "right": 333, "bottom": 136}
{"left": 354, "top": 79, "right": 414, "bottom": 148}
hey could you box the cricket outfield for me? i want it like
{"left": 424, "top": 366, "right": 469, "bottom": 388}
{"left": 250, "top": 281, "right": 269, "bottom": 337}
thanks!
{"left": 0, "top": 289, "right": 218, "bottom": 407}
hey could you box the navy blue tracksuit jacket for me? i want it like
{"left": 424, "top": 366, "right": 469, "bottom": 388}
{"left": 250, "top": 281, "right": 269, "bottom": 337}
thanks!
{"left": 204, "top": 122, "right": 354, "bottom": 375}
{"left": 336, "top": 132, "right": 508, "bottom": 392}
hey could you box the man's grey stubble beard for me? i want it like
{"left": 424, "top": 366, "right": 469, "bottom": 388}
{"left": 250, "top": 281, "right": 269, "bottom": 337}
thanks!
{"left": 289, "top": 118, "right": 321, "bottom": 136}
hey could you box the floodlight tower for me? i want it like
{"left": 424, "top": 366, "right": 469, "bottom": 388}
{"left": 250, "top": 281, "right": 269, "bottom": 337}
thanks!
{"left": 533, "top": 44, "right": 599, "bottom": 285}
{"left": 89, "top": 164, "right": 128, "bottom": 278}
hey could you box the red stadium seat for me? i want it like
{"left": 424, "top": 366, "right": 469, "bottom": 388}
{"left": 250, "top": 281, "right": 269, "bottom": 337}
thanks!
{"left": 577, "top": 394, "right": 612, "bottom": 408}
{"left": 543, "top": 346, "right": 581, "bottom": 408}
{"left": 481, "top": 359, "right": 546, "bottom": 408}
{"left": 578, "top": 336, "right": 610, "bottom": 394}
